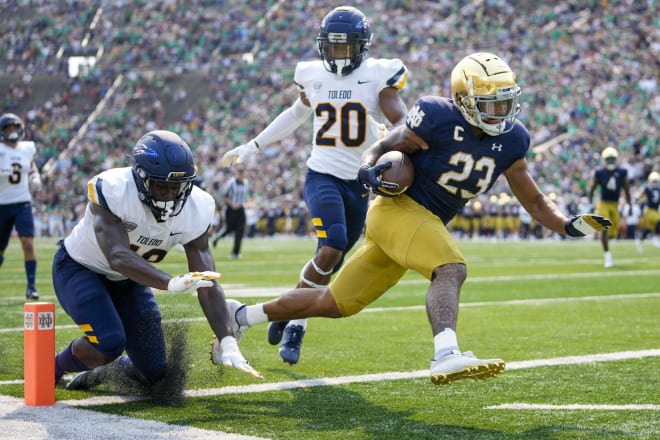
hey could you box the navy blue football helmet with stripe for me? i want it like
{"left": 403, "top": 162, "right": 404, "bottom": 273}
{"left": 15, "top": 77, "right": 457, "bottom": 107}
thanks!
{"left": 316, "top": 6, "right": 372, "bottom": 76}
{"left": 131, "top": 130, "right": 196, "bottom": 222}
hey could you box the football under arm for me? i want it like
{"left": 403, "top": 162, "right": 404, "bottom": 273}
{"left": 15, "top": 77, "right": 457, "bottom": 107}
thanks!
{"left": 254, "top": 97, "right": 312, "bottom": 147}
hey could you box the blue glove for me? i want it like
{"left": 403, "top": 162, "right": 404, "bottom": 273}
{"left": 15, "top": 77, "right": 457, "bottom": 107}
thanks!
{"left": 357, "top": 162, "right": 399, "bottom": 197}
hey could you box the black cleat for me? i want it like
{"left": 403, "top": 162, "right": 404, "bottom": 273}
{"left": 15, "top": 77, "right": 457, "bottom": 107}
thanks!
{"left": 267, "top": 320, "right": 289, "bottom": 345}
{"left": 279, "top": 324, "right": 305, "bottom": 365}
{"left": 25, "top": 287, "right": 39, "bottom": 300}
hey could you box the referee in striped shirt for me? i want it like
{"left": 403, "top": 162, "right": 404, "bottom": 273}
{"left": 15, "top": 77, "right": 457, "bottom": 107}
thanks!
{"left": 212, "top": 167, "right": 249, "bottom": 259}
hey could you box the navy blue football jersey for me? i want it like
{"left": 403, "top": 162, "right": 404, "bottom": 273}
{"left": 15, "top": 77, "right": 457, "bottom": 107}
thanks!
{"left": 404, "top": 96, "right": 530, "bottom": 224}
{"left": 593, "top": 167, "right": 628, "bottom": 202}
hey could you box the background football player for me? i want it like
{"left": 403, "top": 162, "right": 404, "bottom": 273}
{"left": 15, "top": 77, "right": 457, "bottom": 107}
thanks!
{"left": 635, "top": 171, "right": 660, "bottom": 250}
{"left": 212, "top": 53, "right": 611, "bottom": 386}
{"left": 0, "top": 113, "right": 42, "bottom": 299}
{"left": 219, "top": 6, "right": 409, "bottom": 365}
{"left": 588, "top": 146, "right": 632, "bottom": 267}
{"left": 54, "top": 130, "right": 260, "bottom": 402}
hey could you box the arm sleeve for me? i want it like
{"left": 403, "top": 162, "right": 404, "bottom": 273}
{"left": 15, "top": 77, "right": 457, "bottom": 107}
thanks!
{"left": 254, "top": 97, "right": 312, "bottom": 147}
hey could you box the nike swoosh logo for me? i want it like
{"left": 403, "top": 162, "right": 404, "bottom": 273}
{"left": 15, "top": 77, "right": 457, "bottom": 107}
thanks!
{"left": 357, "top": 80, "right": 371, "bottom": 84}
{"left": 170, "top": 232, "right": 183, "bottom": 236}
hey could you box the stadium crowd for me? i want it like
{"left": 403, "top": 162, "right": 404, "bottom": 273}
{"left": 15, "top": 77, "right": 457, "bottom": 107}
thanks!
{"left": 1, "top": 0, "right": 658, "bottom": 239}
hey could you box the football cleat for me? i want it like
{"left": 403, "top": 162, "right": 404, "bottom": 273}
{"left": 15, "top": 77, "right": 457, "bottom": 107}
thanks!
{"left": 267, "top": 320, "right": 289, "bottom": 345}
{"left": 225, "top": 299, "right": 247, "bottom": 341}
{"left": 430, "top": 350, "right": 505, "bottom": 386}
{"left": 278, "top": 324, "right": 305, "bottom": 365}
{"left": 604, "top": 253, "right": 613, "bottom": 268}
{"left": 25, "top": 287, "right": 39, "bottom": 300}
{"left": 66, "top": 369, "right": 102, "bottom": 390}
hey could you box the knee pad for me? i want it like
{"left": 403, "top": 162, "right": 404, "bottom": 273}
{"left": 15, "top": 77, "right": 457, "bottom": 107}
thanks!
{"left": 323, "top": 223, "right": 348, "bottom": 251}
{"left": 93, "top": 329, "right": 126, "bottom": 358}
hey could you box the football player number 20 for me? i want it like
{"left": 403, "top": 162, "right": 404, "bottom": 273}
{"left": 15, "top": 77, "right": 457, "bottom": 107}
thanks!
{"left": 315, "top": 102, "right": 367, "bottom": 148}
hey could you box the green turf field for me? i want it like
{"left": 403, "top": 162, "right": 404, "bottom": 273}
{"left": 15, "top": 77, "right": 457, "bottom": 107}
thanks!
{"left": 1, "top": 236, "right": 658, "bottom": 439}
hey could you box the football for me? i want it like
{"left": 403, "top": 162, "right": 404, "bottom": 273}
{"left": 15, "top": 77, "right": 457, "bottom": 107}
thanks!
{"left": 375, "top": 150, "right": 415, "bottom": 196}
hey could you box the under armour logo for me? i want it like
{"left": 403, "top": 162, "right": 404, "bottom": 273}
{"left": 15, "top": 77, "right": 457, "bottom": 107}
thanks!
{"left": 491, "top": 143, "right": 503, "bottom": 152}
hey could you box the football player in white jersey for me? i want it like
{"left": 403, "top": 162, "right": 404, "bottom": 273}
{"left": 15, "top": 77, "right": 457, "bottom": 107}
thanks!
{"left": 219, "top": 5, "right": 409, "bottom": 365}
{"left": 54, "top": 131, "right": 261, "bottom": 400}
{"left": 0, "top": 113, "right": 42, "bottom": 299}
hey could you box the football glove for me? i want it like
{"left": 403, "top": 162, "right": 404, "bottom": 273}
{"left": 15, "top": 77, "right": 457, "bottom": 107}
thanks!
{"left": 167, "top": 271, "right": 221, "bottom": 292}
{"left": 219, "top": 336, "right": 263, "bottom": 379}
{"left": 357, "top": 162, "right": 399, "bottom": 198}
{"left": 564, "top": 214, "right": 612, "bottom": 237}
{"left": 221, "top": 139, "right": 259, "bottom": 168}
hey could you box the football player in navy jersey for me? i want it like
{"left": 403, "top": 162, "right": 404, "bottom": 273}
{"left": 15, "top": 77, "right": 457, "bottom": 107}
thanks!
{"left": 54, "top": 131, "right": 261, "bottom": 401}
{"left": 636, "top": 171, "right": 660, "bottom": 250}
{"left": 212, "top": 53, "right": 611, "bottom": 386}
{"left": 588, "top": 146, "right": 632, "bottom": 267}
{"left": 218, "top": 6, "right": 409, "bottom": 365}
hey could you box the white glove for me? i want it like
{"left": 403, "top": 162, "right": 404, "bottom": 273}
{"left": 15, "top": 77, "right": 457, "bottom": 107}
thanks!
{"left": 220, "top": 336, "right": 264, "bottom": 379}
{"left": 564, "top": 214, "right": 612, "bottom": 237}
{"left": 167, "top": 271, "right": 221, "bottom": 292}
{"left": 221, "top": 140, "right": 259, "bottom": 168}
{"left": 29, "top": 173, "right": 42, "bottom": 192}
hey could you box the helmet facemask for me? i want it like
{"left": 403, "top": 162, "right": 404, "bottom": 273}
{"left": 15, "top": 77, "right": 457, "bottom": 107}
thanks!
{"left": 134, "top": 167, "right": 195, "bottom": 222}
{"left": 318, "top": 36, "right": 368, "bottom": 76}
{"left": 459, "top": 83, "right": 521, "bottom": 136}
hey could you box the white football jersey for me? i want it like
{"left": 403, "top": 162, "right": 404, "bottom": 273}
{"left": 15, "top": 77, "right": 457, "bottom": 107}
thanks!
{"left": 295, "top": 57, "right": 408, "bottom": 180}
{"left": 0, "top": 140, "right": 36, "bottom": 204}
{"left": 64, "top": 167, "right": 215, "bottom": 281}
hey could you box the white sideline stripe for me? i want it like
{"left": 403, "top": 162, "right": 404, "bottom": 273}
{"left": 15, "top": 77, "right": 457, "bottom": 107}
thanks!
{"left": 0, "top": 395, "right": 267, "bottom": 440}
{"left": 1, "top": 292, "right": 658, "bottom": 334}
{"left": 53, "top": 349, "right": 659, "bottom": 407}
{"left": 487, "top": 403, "right": 660, "bottom": 411}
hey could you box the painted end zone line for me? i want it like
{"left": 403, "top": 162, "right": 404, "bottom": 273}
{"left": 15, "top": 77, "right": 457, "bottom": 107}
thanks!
{"left": 59, "top": 349, "right": 660, "bottom": 407}
{"left": 487, "top": 403, "right": 660, "bottom": 411}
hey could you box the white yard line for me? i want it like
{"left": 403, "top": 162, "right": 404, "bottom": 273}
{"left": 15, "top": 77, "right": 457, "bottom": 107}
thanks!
{"left": 1, "top": 292, "right": 658, "bottom": 335}
{"left": 486, "top": 403, "right": 660, "bottom": 411}
{"left": 56, "top": 348, "right": 660, "bottom": 406}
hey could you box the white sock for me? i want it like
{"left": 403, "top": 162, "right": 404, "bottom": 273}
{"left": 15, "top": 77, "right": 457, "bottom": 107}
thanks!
{"left": 288, "top": 319, "right": 307, "bottom": 330}
{"left": 245, "top": 304, "right": 269, "bottom": 326}
{"left": 433, "top": 328, "right": 459, "bottom": 360}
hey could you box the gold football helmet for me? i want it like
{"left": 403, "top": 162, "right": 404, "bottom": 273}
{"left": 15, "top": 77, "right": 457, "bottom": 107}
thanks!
{"left": 601, "top": 146, "right": 619, "bottom": 171}
{"left": 648, "top": 171, "right": 660, "bottom": 188}
{"left": 451, "top": 53, "right": 521, "bottom": 136}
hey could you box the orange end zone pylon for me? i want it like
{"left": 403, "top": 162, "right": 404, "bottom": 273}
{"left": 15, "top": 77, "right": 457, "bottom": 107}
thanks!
{"left": 24, "top": 302, "right": 55, "bottom": 406}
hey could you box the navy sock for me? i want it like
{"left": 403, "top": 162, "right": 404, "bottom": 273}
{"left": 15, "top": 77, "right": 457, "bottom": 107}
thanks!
{"left": 25, "top": 260, "right": 37, "bottom": 289}
{"left": 55, "top": 341, "right": 89, "bottom": 380}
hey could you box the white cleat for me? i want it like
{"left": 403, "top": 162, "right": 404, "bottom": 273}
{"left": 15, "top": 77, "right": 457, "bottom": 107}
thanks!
{"left": 635, "top": 238, "right": 643, "bottom": 254}
{"left": 430, "top": 350, "right": 505, "bottom": 386}
{"left": 604, "top": 254, "right": 614, "bottom": 268}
